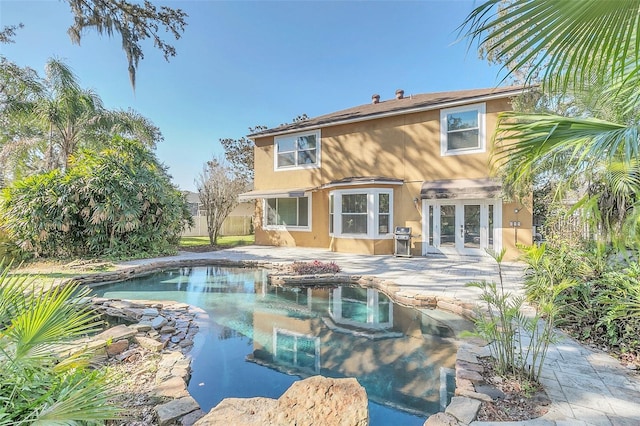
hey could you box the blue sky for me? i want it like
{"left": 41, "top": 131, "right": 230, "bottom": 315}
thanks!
{"left": 0, "top": 0, "right": 503, "bottom": 191}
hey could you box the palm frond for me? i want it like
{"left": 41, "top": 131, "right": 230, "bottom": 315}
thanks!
{"left": 493, "top": 112, "right": 639, "bottom": 183}
{"left": 7, "top": 282, "right": 102, "bottom": 363}
{"left": 29, "top": 369, "right": 121, "bottom": 424}
{"left": 105, "top": 109, "right": 163, "bottom": 148}
{"left": 606, "top": 62, "right": 640, "bottom": 119}
{"left": 44, "top": 58, "right": 81, "bottom": 96}
{"left": 0, "top": 267, "right": 32, "bottom": 328}
{"left": 462, "top": 0, "right": 640, "bottom": 93}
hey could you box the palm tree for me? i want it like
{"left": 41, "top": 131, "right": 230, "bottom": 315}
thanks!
{"left": 461, "top": 0, "right": 640, "bottom": 242}
{"left": 0, "top": 266, "right": 120, "bottom": 423}
{"left": 0, "top": 58, "right": 162, "bottom": 178}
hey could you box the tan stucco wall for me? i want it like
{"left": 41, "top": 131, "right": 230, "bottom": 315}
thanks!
{"left": 501, "top": 200, "right": 533, "bottom": 261}
{"left": 254, "top": 98, "right": 511, "bottom": 191}
{"left": 252, "top": 97, "right": 532, "bottom": 258}
{"left": 254, "top": 183, "right": 423, "bottom": 255}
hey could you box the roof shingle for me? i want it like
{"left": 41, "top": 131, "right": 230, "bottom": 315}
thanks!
{"left": 250, "top": 85, "right": 525, "bottom": 138}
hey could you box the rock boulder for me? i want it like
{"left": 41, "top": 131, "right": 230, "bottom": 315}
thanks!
{"left": 195, "top": 376, "right": 368, "bottom": 426}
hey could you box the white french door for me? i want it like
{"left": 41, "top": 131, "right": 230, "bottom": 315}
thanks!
{"left": 422, "top": 200, "right": 501, "bottom": 256}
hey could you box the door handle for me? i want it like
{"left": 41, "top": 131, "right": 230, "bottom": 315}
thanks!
{"left": 460, "top": 225, "right": 464, "bottom": 238}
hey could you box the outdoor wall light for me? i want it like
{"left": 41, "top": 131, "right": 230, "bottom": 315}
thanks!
{"left": 512, "top": 207, "right": 521, "bottom": 244}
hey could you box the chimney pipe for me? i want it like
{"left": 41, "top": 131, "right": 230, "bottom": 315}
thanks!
{"left": 371, "top": 94, "right": 380, "bottom": 104}
{"left": 395, "top": 89, "right": 404, "bottom": 100}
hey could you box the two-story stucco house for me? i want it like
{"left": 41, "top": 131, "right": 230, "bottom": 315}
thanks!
{"left": 240, "top": 86, "right": 532, "bottom": 259}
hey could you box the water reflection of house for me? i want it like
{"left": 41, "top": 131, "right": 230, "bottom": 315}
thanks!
{"left": 181, "top": 190, "right": 253, "bottom": 237}
{"left": 249, "top": 285, "right": 459, "bottom": 416}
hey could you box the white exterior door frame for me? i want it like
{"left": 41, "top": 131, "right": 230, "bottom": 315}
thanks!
{"left": 421, "top": 199, "right": 502, "bottom": 256}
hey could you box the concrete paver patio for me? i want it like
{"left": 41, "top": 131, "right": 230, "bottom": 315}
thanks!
{"left": 120, "top": 245, "right": 640, "bottom": 426}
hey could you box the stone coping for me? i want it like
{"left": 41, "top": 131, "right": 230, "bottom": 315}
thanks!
{"left": 86, "top": 297, "right": 211, "bottom": 425}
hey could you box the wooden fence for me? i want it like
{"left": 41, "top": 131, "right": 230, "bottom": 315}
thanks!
{"left": 182, "top": 215, "right": 253, "bottom": 237}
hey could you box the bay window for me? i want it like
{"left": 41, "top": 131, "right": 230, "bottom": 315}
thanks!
{"left": 329, "top": 189, "right": 393, "bottom": 238}
{"left": 329, "top": 194, "right": 334, "bottom": 234}
{"left": 341, "top": 193, "right": 368, "bottom": 234}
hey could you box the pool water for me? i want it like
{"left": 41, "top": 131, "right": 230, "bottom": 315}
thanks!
{"left": 93, "top": 266, "right": 461, "bottom": 425}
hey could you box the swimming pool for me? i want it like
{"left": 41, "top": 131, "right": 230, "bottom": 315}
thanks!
{"left": 93, "top": 266, "right": 464, "bottom": 425}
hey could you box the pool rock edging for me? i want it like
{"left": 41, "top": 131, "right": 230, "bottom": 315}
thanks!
{"left": 87, "top": 297, "right": 211, "bottom": 425}
{"left": 269, "top": 272, "right": 480, "bottom": 321}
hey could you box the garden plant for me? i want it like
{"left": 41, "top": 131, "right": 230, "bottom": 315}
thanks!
{"left": 291, "top": 260, "right": 341, "bottom": 275}
{"left": 0, "top": 264, "right": 120, "bottom": 423}
{"left": 467, "top": 249, "right": 569, "bottom": 382}
{"left": 522, "top": 242, "right": 640, "bottom": 358}
{"left": 1, "top": 137, "right": 192, "bottom": 259}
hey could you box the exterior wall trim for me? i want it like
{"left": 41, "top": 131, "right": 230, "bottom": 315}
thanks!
{"left": 320, "top": 180, "right": 404, "bottom": 190}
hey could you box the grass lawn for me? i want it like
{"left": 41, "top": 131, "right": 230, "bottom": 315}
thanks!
{"left": 179, "top": 235, "right": 254, "bottom": 248}
{"left": 4, "top": 236, "right": 255, "bottom": 288}
{"left": 8, "top": 259, "right": 117, "bottom": 290}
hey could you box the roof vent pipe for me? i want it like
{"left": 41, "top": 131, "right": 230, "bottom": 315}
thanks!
{"left": 395, "top": 89, "right": 404, "bottom": 100}
{"left": 372, "top": 94, "right": 380, "bottom": 104}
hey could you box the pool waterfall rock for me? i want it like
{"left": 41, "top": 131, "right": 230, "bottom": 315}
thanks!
{"left": 194, "top": 376, "right": 369, "bottom": 426}
{"left": 91, "top": 298, "right": 202, "bottom": 354}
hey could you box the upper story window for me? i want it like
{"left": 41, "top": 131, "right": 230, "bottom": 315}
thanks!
{"left": 440, "top": 103, "right": 486, "bottom": 156}
{"left": 274, "top": 130, "right": 321, "bottom": 170}
{"left": 264, "top": 197, "right": 310, "bottom": 230}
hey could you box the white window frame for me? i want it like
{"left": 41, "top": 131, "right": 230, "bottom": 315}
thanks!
{"left": 263, "top": 196, "right": 311, "bottom": 232}
{"left": 440, "top": 103, "right": 486, "bottom": 156}
{"left": 329, "top": 287, "right": 393, "bottom": 329}
{"left": 274, "top": 129, "right": 321, "bottom": 170}
{"left": 421, "top": 199, "right": 502, "bottom": 256}
{"left": 273, "top": 328, "right": 320, "bottom": 373}
{"left": 329, "top": 189, "right": 393, "bottom": 239}
{"left": 329, "top": 194, "right": 334, "bottom": 234}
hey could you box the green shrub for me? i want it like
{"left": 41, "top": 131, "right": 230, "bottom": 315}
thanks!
{"left": 522, "top": 241, "right": 640, "bottom": 354}
{"left": 0, "top": 137, "right": 192, "bottom": 259}
{"left": 0, "top": 227, "right": 28, "bottom": 265}
{"left": 594, "top": 264, "right": 640, "bottom": 352}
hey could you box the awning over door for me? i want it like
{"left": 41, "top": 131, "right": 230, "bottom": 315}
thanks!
{"left": 420, "top": 178, "right": 501, "bottom": 199}
{"left": 238, "top": 188, "right": 311, "bottom": 201}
